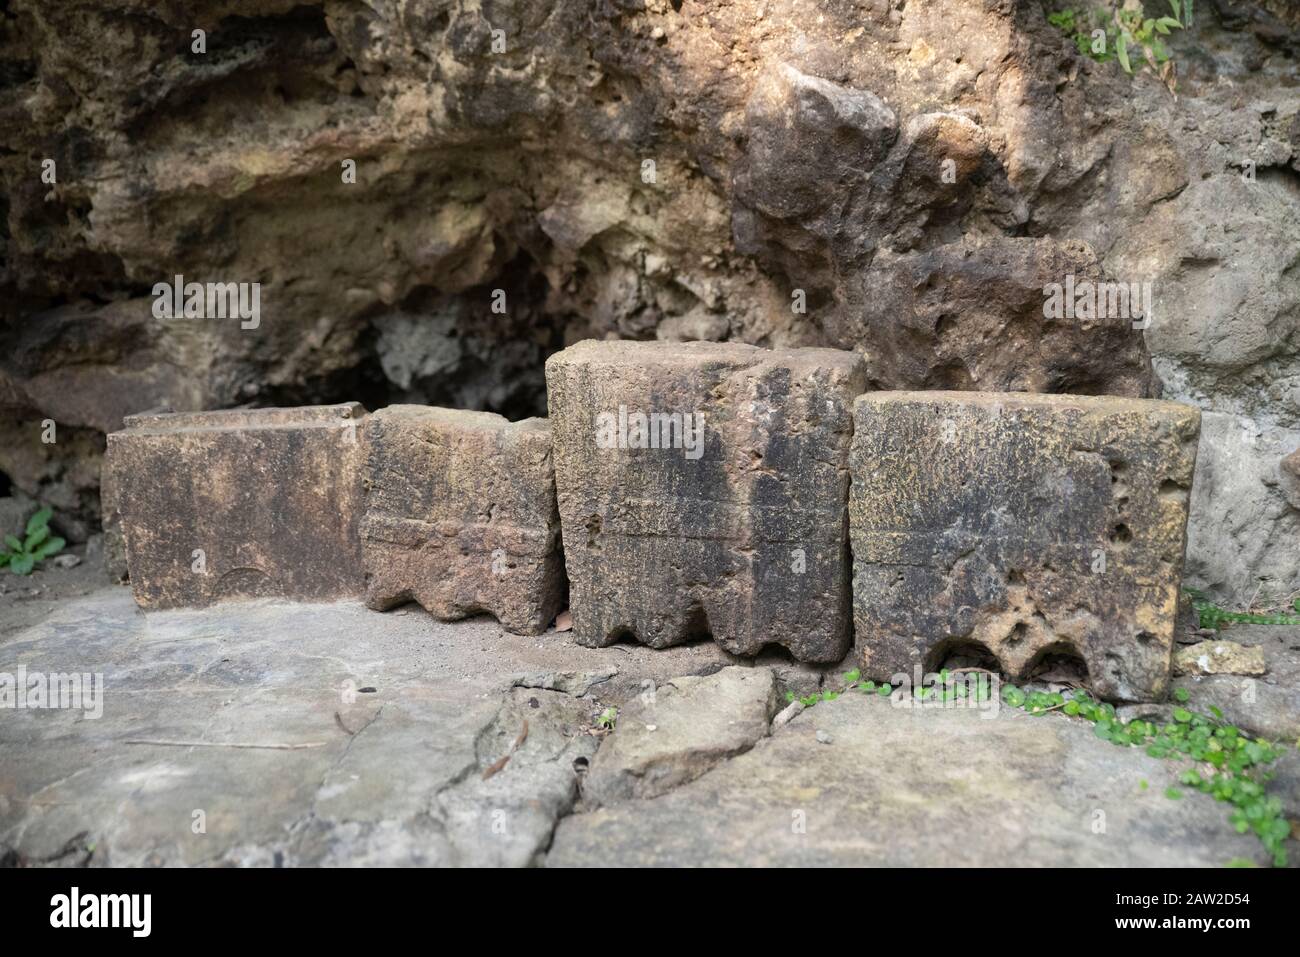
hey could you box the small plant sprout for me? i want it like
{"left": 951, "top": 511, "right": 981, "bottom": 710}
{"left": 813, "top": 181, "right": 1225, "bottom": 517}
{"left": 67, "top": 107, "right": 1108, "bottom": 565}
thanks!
{"left": 999, "top": 683, "right": 1290, "bottom": 867}
{"left": 1048, "top": 2, "right": 1189, "bottom": 92}
{"left": 0, "top": 507, "right": 66, "bottom": 576}
{"left": 596, "top": 707, "right": 617, "bottom": 731}
{"left": 1185, "top": 587, "right": 1300, "bottom": 629}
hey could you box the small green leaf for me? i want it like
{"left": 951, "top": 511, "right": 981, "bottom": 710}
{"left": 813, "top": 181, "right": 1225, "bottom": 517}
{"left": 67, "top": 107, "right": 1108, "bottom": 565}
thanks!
{"left": 842, "top": 668, "right": 861, "bottom": 685}
{"left": 1173, "top": 707, "right": 1192, "bottom": 723}
{"left": 34, "top": 537, "right": 65, "bottom": 560}
{"left": 1165, "top": 787, "right": 1182, "bottom": 800}
{"left": 1116, "top": 33, "right": 1131, "bottom": 72}
{"left": 24, "top": 507, "right": 52, "bottom": 537}
{"left": 1173, "top": 687, "right": 1190, "bottom": 703}
{"left": 10, "top": 554, "right": 35, "bottom": 576}
{"left": 4, "top": 535, "right": 22, "bottom": 552}
{"left": 24, "top": 525, "right": 49, "bottom": 551}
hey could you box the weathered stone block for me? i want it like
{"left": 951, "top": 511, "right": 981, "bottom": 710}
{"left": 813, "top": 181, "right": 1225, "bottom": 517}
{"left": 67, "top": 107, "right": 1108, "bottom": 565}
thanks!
{"left": 361, "top": 406, "right": 564, "bottom": 635}
{"left": 547, "top": 340, "right": 866, "bottom": 662}
{"left": 849, "top": 391, "right": 1200, "bottom": 701}
{"left": 106, "top": 404, "right": 367, "bottom": 608}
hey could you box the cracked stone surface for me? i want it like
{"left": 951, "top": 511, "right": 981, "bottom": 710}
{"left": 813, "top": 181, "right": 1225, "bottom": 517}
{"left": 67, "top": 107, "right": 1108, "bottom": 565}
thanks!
{"left": 0, "top": 585, "right": 803, "bottom": 866}
{"left": 1, "top": 586, "right": 1294, "bottom": 867}
{"left": 549, "top": 692, "right": 1277, "bottom": 868}
{"left": 582, "top": 665, "right": 779, "bottom": 807}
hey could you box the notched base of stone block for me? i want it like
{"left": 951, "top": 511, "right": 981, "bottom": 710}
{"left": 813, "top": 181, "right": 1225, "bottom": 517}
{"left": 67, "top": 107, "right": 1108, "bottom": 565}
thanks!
{"left": 360, "top": 406, "right": 566, "bottom": 637}
{"left": 850, "top": 390, "right": 1201, "bottom": 702}
{"left": 548, "top": 340, "right": 865, "bottom": 665}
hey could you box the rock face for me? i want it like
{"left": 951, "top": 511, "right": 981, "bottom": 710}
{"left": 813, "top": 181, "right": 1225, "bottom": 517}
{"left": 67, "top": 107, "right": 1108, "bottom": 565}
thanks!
{"left": 547, "top": 340, "right": 865, "bottom": 662}
{"left": 361, "top": 405, "right": 564, "bottom": 635}
{"left": 106, "top": 404, "right": 367, "bottom": 608}
{"left": 850, "top": 392, "right": 1201, "bottom": 701}
{"left": 582, "top": 665, "right": 778, "bottom": 807}
{"left": 1183, "top": 413, "right": 1300, "bottom": 604}
{"left": 1, "top": 1, "right": 1297, "bottom": 601}
{"left": 0, "top": 495, "right": 38, "bottom": 542}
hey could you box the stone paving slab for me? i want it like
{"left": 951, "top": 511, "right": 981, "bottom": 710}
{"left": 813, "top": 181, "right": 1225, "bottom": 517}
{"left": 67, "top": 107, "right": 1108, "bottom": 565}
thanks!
{"left": 0, "top": 587, "right": 1290, "bottom": 867}
{"left": 549, "top": 693, "right": 1272, "bottom": 868}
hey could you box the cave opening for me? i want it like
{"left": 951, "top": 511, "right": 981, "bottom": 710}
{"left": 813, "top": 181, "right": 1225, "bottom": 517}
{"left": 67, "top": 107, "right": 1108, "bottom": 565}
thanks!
{"left": 258, "top": 247, "right": 571, "bottom": 423}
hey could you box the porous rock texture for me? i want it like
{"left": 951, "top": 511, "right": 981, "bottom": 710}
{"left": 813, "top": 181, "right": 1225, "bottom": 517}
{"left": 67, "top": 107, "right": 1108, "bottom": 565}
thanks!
{"left": 361, "top": 404, "right": 564, "bottom": 635}
{"left": 0, "top": 1, "right": 1297, "bottom": 605}
{"left": 850, "top": 391, "right": 1200, "bottom": 701}
{"left": 548, "top": 339, "right": 865, "bottom": 662}
{"left": 106, "top": 403, "right": 367, "bottom": 608}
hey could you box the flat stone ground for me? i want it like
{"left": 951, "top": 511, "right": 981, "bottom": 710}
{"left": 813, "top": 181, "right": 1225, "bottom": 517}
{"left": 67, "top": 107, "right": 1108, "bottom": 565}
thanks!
{"left": 1, "top": 583, "right": 1297, "bottom": 867}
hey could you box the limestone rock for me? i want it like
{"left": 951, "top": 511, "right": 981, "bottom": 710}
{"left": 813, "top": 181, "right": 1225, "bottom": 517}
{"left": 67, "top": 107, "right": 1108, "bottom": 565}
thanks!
{"left": 582, "top": 666, "right": 778, "bottom": 807}
{"left": 549, "top": 693, "right": 1269, "bottom": 867}
{"left": 106, "top": 404, "right": 367, "bottom": 608}
{"left": 734, "top": 63, "right": 897, "bottom": 224}
{"left": 361, "top": 406, "right": 564, "bottom": 635}
{"left": 1172, "top": 640, "right": 1268, "bottom": 677}
{"left": 850, "top": 391, "right": 1201, "bottom": 701}
{"left": 0, "top": 495, "right": 38, "bottom": 542}
{"left": 1183, "top": 413, "right": 1300, "bottom": 604}
{"left": 547, "top": 339, "right": 866, "bottom": 662}
{"left": 1171, "top": 624, "right": 1300, "bottom": 741}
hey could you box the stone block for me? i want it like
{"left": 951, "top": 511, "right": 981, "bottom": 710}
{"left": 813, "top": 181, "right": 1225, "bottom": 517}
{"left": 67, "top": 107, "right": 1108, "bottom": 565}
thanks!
{"left": 106, "top": 404, "right": 367, "bottom": 608}
{"left": 849, "top": 391, "right": 1200, "bottom": 701}
{"left": 546, "top": 340, "right": 866, "bottom": 662}
{"left": 361, "top": 406, "right": 564, "bottom": 635}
